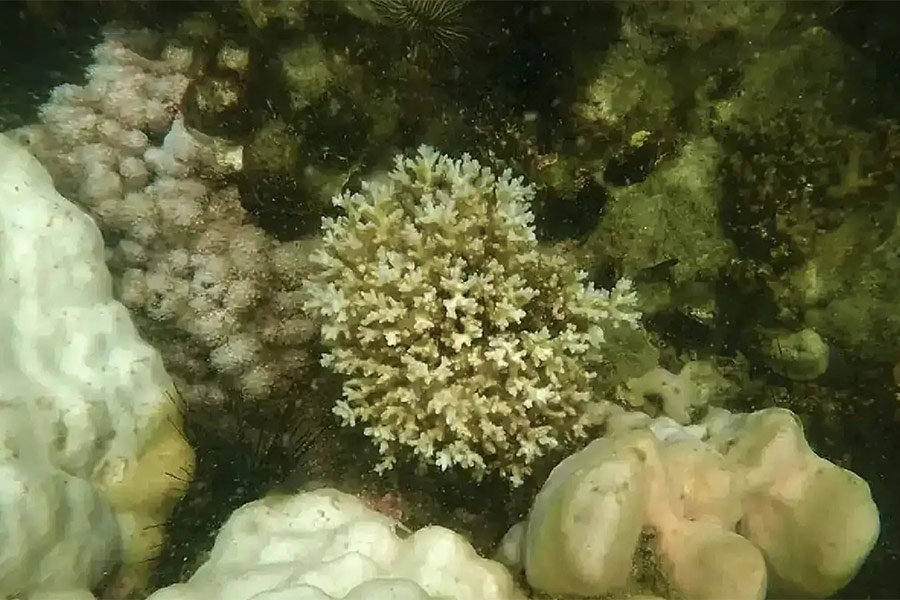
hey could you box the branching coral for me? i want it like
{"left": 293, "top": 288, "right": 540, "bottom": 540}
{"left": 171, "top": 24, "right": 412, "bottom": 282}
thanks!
{"left": 304, "top": 146, "right": 641, "bottom": 484}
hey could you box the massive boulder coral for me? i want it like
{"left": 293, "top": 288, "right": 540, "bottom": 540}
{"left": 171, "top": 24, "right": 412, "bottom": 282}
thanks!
{"left": 304, "top": 146, "right": 642, "bottom": 484}
{"left": 144, "top": 487, "right": 525, "bottom": 600}
{"left": 0, "top": 133, "right": 193, "bottom": 597}
{"left": 499, "top": 404, "right": 879, "bottom": 600}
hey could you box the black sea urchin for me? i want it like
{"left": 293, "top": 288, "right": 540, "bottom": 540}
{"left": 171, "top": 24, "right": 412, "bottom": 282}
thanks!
{"left": 147, "top": 387, "right": 329, "bottom": 588}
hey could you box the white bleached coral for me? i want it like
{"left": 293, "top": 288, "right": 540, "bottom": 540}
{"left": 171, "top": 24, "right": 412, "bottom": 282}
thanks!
{"left": 304, "top": 146, "right": 641, "bottom": 484}
{"left": 0, "top": 133, "right": 193, "bottom": 598}
{"left": 144, "top": 488, "right": 525, "bottom": 600}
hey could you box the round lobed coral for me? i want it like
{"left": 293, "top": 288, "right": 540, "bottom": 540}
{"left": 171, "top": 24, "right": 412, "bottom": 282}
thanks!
{"left": 304, "top": 146, "right": 641, "bottom": 484}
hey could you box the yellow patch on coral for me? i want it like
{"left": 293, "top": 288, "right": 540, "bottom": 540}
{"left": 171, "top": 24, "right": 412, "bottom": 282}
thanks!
{"left": 100, "top": 395, "right": 195, "bottom": 594}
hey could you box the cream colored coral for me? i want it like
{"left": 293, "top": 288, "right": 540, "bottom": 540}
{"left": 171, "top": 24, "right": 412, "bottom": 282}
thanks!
{"left": 507, "top": 407, "right": 878, "bottom": 600}
{"left": 305, "top": 146, "right": 640, "bottom": 484}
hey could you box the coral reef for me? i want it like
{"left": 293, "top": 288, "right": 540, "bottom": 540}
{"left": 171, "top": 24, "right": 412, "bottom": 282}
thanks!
{"left": 1, "top": 0, "right": 897, "bottom": 597}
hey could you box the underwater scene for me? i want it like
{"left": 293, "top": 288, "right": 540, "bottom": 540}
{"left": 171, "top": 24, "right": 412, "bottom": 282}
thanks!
{"left": 0, "top": 1, "right": 897, "bottom": 598}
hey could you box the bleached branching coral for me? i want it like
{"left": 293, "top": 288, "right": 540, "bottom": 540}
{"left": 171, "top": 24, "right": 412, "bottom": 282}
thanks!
{"left": 304, "top": 146, "right": 641, "bottom": 484}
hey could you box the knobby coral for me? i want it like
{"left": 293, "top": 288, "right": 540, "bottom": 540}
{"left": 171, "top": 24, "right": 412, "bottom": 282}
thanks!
{"left": 13, "top": 33, "right": 317, "bottom": 407}
{"left": 304, "top": 146, "right": 641, "bottom": 484}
